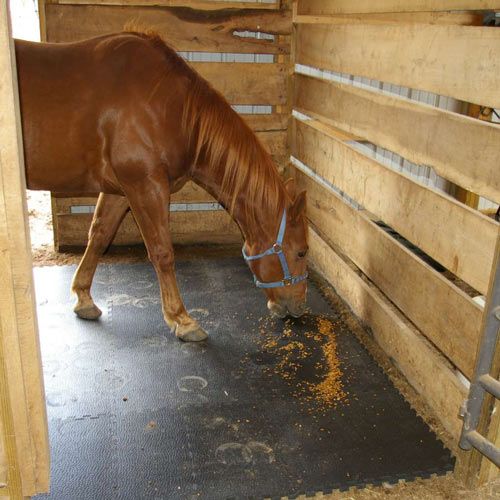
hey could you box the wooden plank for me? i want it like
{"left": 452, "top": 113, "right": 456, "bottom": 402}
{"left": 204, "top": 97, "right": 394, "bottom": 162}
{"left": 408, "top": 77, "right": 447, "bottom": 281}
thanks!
{"left": 294, "top": 73, "right": 500, "bottom": 204}
{"left": 308, "top": 227, "right": 468, "bottom": 439}
{"left": 295, "top": 12, "right": 483, "bottom": 26}
{"left": 54, "top": 183, "right": 218, "bottom": 207}
{"left": 0, "top": 0, "right": 50, "bottom": 495}
{"left": 57, "top": 210, "right": 242, "bottom": 247}
{"left": 188, "top": 62, "right": 288, "bottom": 105}
{"left": 304, "top": 119, "right": 362, "bottom": 142}
{"left": 294, "top": 167, "right": 483, "bottom": 378}
{"left": 242, "top": 113, "right": 288, "bottom": 132}
{"left": 45, "top": 4, "right": 291, "bottom": 54}
{"left": 292, "top": 118, "right": 498, "bottom": 295}
{"left": 48, "top": 0, "right": 279, "bottom": 9}
{"left": 296, "top": 23, "right": 500, "bottom": 109}
{"left": 297, "top": 0, "right": 500, "bottom": 15}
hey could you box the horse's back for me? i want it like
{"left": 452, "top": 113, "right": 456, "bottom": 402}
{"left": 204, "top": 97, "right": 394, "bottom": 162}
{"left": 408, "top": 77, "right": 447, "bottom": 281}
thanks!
{"left": 16, "top": 34, "right": 191, "bottom": 193}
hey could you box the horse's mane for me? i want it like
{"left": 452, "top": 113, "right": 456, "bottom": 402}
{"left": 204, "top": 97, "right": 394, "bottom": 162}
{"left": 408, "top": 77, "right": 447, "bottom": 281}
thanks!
{"left": 123, "top": 28, "right": 287, "bottom": 236}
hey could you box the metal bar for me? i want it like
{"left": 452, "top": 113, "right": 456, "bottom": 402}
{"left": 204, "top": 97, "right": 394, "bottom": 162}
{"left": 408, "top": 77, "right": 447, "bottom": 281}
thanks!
{"left": 479, "top": 374, "right": 500, "bottom": 401}
{"left": 459, "top": 231, "right": 500, "bottom": 461}
{"left": 461, "top": 431, "right": 500, "bottom": 468}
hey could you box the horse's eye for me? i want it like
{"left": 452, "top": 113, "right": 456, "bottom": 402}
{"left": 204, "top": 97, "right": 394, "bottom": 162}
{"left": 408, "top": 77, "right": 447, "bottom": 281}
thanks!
{"left": 298, "top": 250, "right": 308, "bottom": 258}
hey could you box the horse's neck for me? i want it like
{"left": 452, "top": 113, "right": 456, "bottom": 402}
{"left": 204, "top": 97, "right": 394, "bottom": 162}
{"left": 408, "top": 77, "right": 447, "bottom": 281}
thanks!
{"left": 191, "top": 159, "right": 284, "bottom": 244}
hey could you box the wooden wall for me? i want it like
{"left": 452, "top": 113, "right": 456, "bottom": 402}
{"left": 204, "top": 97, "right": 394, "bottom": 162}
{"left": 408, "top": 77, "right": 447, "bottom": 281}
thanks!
{"left": 290, "top": 0, "right": 500, "bottom": 482}
{"left": 38, "top": 0, "right": 292, "bottom": 249}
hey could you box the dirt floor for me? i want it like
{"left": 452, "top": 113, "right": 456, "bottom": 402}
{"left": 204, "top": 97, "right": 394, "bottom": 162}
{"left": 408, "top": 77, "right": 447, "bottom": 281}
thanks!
{"left": 26, "top": 190, "right": 500, "bottom": 500}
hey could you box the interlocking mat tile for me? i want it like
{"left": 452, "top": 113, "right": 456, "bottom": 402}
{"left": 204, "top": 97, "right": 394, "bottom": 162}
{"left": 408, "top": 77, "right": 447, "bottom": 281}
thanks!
{"left": 34, "top": 259, "right": 454, "bottom": 500}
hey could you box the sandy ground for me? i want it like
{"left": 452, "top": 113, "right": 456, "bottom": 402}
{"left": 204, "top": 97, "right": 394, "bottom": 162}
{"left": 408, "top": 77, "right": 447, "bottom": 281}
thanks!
{"left": 26, "top": 190, "right": 500, "bottom": 500}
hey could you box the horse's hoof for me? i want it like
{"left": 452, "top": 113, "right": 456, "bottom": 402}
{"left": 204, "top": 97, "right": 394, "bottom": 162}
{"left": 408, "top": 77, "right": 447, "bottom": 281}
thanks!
{"left": 74, "top": 303, "right": 102, "bottom": 320}
{"left": 176, "top": 326, "right": 208, "bottom": 342}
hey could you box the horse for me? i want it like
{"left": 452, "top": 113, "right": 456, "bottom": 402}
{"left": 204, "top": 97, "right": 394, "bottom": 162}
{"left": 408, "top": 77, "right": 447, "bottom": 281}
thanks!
{"left": 15, "top": 31, "right": 309, "bottom": 342}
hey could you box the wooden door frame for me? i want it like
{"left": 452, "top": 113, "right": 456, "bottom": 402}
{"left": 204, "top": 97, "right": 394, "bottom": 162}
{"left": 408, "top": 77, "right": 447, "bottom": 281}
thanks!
{"left": 0, "top": 1, "right": 50, "bottom": 498}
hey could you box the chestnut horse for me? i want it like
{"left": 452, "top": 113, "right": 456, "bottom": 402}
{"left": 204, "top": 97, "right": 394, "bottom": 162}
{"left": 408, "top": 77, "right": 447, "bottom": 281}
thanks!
{"left": 15, "top": 31, "right": 308, "bottom": 342}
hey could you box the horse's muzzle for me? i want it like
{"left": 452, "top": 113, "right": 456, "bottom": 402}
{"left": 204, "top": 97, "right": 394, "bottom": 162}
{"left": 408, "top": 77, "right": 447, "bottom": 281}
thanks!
{"left": 267, "top": 299, "right": 306, "bottom": 319}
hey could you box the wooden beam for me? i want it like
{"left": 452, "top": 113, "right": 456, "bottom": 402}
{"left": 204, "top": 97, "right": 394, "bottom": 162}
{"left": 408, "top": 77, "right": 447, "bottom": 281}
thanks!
{"left": 0, "top": 0, "right": 50, "bottom": 495}
{"left": 308, "top": 227, "right": 468, "bottom": 439}
{"left": 292, "top": 117, "right": 498, "bottom": 295}
{"left": 44, "top": 4, "right": 290, "bottom": 54}
{"left": 294, "top": 167, "right": 483, "bottom": 379}
{"left": 296, "top": 23, "right": 500, "bottom": 109}
{"left": 294, "top": 73, "right": 500, "bottom": 205}
{"left": 295, "top": 12, "right": 483, "bottom": 26}
{"left": 297, "top": 0, "right": 500, "bottom": 15}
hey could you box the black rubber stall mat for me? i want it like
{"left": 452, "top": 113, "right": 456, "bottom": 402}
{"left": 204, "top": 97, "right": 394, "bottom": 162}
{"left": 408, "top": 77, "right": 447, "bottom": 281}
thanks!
{"left": 33, "top": 259, "right": 454, "bottom": 500}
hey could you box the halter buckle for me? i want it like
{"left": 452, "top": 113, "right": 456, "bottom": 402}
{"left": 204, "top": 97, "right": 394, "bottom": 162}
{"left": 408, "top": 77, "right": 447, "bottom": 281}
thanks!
{"left": 273, "top": 243, "right": 282, "bottom": 253}
{"left": 283, "top": 278, "right": 292, "bottom": 286}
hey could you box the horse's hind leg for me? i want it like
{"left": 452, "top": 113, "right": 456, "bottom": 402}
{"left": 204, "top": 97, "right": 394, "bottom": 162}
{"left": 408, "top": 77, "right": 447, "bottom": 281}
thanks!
{"left": 119, "top": 176, "right": 207, "bottom": 342}
{"left": 72, "top": 193, "right": 129, "bottom": 319}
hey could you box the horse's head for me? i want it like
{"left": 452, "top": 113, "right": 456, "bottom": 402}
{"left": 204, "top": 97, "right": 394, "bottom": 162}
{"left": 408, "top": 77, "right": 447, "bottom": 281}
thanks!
{"left": 243, "top": 179, "right": 308, "bottom": 319}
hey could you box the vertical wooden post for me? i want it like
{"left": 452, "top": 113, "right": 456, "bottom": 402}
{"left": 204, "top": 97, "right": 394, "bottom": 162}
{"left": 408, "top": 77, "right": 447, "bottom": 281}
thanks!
{"left": 284, "top": 0, "right": 297, "bottom": 180}
{"left": 454, "top": 104, "right": 493, "bottom": 209}
{"left": 0, "top": 0, "right": 50, "bottom": 498}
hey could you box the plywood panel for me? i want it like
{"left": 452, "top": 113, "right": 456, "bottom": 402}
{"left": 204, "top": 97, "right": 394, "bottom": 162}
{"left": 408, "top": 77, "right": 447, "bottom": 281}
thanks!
{"left": 192, "top": 62, "right": 287, "bottom": 105}
{"left": 44, "top": 3, "right": 291, "bottom": 54}
{"left": 297, "top": 0, "right": 500, "bottom": 15}
{"left": 308, "top": 228, "right": 467, "bottom": 439}
{"left": 292, "top": 118, "right": 498, "bottom": 295}
{"left": 295, "top": 167, "right": 483, "bottom": 378}
{"left": 296, "top": 23, "right": 500, "bottom": 108}
{"left": 294, "top": 73, "right": 500, "bottom": 204}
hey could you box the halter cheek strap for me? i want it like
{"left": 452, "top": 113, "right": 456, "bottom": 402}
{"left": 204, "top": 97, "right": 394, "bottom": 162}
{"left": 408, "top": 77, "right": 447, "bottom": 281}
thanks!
{"left": 242, "top": 209, "right": 308, "bottom": 288}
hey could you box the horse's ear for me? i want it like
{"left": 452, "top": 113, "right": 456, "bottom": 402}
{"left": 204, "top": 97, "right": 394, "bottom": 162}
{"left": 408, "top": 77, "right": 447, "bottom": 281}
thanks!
{"left": 284, "top": 178, "right": 296, "bottom": 199}
{"left": 290, "top": 190, "right": 307, "bottom": 223}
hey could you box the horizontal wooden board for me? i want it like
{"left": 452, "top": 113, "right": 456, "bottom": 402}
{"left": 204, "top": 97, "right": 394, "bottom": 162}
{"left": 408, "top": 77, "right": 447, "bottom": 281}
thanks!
{"left": 54, "top": 184, "right": 217, "bottom": 208}
{"left": 57, "top": 210, "right": 242, "bottom": 247}
{"left": 296, "top": 23, "right": 500, "bottom": 108}
{"left": 191, "top": 62, "right": 287, "bottom": 105}
{"left": 243, "top": 113, "right": 288, "bottom": 132}
{"left": 297, "top": 0, "right": 500, "bottom": 15}
{"left": 308, "top": 227, "right": 468, "bottom": 439}
{"left": 295, "top": 12, "right": 483, "bottom": 26}
{"left": 292, "top": 118, "right": 498, "bottom": 295}
{"left": 294, "top": 73, "right": 500, "bottom": 204}
{"left": 44, "top": 4, "right": 290, "bottom": 54}
{"left": 294, "top": 167, "right": 483, "bottom": 378}
{"left": 48, "top": 0, "right": 279, "bottom": 9}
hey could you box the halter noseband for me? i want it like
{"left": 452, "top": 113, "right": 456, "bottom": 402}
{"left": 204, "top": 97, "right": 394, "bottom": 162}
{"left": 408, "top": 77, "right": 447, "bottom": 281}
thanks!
{"left": 242, "top": 209, "right": 308, "bottom": 289}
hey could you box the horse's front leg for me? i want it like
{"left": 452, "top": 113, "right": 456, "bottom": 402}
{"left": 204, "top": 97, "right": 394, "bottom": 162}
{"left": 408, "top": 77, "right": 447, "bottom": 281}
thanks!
{"left": 120, "top": 176, "right": 208, "bottom": 342}
{"left": 72, "top": 193, "right": 129, "bottom": 319}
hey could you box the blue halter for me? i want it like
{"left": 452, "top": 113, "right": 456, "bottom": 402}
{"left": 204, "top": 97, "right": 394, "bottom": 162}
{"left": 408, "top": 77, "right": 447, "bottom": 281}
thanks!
{"left": 242, "top": 209, "right": 308, "bottom": 288}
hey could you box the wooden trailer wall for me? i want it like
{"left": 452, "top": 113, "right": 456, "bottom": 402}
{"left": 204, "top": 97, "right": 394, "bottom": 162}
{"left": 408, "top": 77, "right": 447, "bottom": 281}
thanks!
{"left": 38, "top": 0, "right": 292, "bottom": 250}
{"left": 289, "top": 0, "right": 500, "bottom": 480}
